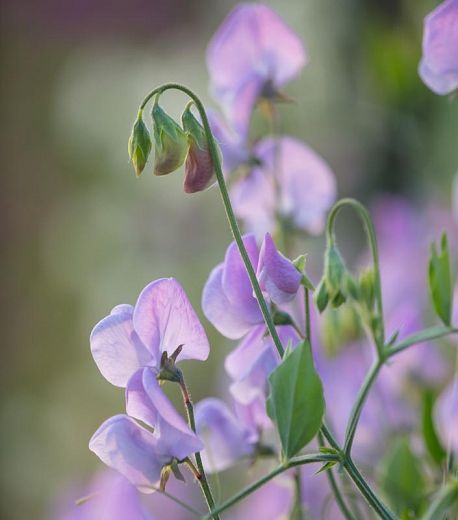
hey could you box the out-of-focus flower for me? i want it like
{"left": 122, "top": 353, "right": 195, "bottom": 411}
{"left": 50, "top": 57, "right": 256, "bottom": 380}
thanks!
{"left": 419, "top": 0, "right": 458, "bottom": 95}
{"left": 435, "top": 377, "right": 458, "bottom": 453}
{"left": 231, "top": 137, "right": 337, "bottom": 238}
{"left": 202, "top": 233, "right": 300, "bottom": 339}
{"left": 207, "top": 3, "right": 306, "bottom": 134}
{"left": 54, "top": 471, "right": 152, "bottom": 520}
{"left": 90, "top": 368, "right": 203, "bottom": 490}
{"left": 195, "top": 398, "right": 257, "bottom": 473}
{"left": 90, "top": 278, "right": 209, "bottom": 387}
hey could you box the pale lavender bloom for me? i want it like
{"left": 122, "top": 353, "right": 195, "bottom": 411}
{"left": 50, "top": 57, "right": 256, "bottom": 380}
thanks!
{"left": 207, "top": 3, "right": 306, "bottom": 134}
{"left": 435, "top": 378, "right": 458, "bottom": 453}
{"left": 89, "top": 368, "right": 203, "bottom": 491}
{"left": 202, "top": 233, "right": 300, "bottom": 339}
{"left": 91, "top": 278, "right": 209, "bottom": 387}
{"left": 54, "top": 471, "right": 152, "bottom": 520}
{"left": 195, "top": 398, "right": 257, "bottom": 473}
{"left": 231, "top": 137, "right": 337, "bottom": 238}
{"left": 419, "top": 0, "right": 458, "bottom": 95}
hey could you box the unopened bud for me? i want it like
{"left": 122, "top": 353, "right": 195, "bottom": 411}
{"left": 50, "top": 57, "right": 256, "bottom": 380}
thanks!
{"left": 128, "top": 111, "right": 152, "bottom": 177}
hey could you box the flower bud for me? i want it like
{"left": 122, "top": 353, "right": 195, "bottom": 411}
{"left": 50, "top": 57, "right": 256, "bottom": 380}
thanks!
{"left": 127, "top": 111, "right": 152, "bottom": 177}
{"left": 324, "top": 244, "right": 347, "bottom": 308}
{"left": 181, "top": 105, "right": 218, "bottom": 193}
{"left": 428, "top": 233, "right": 453, "bottom": 326}
{"left": 152, "top": 103, "right": 188, "bottom": 176}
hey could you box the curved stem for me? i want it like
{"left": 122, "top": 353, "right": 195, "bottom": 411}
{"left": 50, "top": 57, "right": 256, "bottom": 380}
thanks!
{"left": 387, "top": 325, "right": 457, "bottom": 357}
{"left": 139, "top": 83, "right": 284, "bottom": 357}
{"left": 178, "top": 379, "right": 220, "bottom": 520}
{"left": 326, "top": 198, "right": 385, "bottom": 354}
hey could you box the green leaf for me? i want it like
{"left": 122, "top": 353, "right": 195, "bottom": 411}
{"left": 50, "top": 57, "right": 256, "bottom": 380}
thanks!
{"left": 421, "top": 390, "right": 446, "bottom": 465}
{"left": 381, "top": 437, "right": 426, "bottom": 516}
{"left": 428, "top": 233, "right": 453, "bottom": 326}
{"left": 315, "top": 461, "right": 338, "bottom": 474}
{"left": 266, "top": 340, "right": 325, "bottom": 459}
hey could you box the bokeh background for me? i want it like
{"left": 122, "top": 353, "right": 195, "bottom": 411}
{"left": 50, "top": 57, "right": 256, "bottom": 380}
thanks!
{"left": 1, "top": 0, "right": 457, "bottom": 519}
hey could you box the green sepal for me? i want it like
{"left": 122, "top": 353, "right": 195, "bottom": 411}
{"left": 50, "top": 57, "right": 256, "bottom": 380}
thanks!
{"left": 421, "top": 390, "right": 446, "bottom": 465}
{"left": 128, "top": 111, "right": 152, "bottom": 177}
{"left": 315, "top": 278, "right": 329, "bottom": 313}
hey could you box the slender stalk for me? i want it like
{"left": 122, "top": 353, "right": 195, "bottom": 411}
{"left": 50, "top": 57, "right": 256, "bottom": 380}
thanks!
{"left": 139, "top": 83, "right": 284, "bottom": 358}
{"left": 291, "top": 468, "right": 304, "bottom": 519}
{"left": 304, "top": 287, "right": 311, "bottom": 343}
{"left": 202, "top": 453, "right": 339, "bottom": 519}
{"left": 178, "top": 379, "right": 220, "bottom": 520}
{"left": 326, "top": 198, "right": 385, "bottom": 354}
{"left": 344, "top": 359, "right": 383, "bottom": 455}
{"left": 387, "top": 325, "right": 458, "bottom": 357}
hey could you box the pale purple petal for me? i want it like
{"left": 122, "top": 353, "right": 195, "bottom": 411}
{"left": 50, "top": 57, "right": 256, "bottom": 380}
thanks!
{"left": 90, "top": 307, "right": 154, "bottom": 388}
{"left": 257, "top": 232, "right": 301, "bottom": 304}
{"left": 435, "top": 378, "right": 458, "bottom": 453}
{"left": 133, "top": 278, "right": 209, "bottom": 362}
{"left": 89, "top": 415, "right": 165, "bottom": 491}
{"left": 225, "top": 325, "right": 266, "bottom": 378}
{"left": 195, "top": 398, "right": 255, "bottom": 473}
{"left": 419, "top": 0, "right": 458, "bottom": 95}
{"left": 126, "top": 368, "right": 203, "bottom": 460}
{"left": 233, "top": 397, "right": 272, "bottom": 435}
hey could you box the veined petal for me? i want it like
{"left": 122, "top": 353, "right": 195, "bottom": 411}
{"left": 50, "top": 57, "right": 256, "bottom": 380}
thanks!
{"left": 133, "top": 278, "right": 209, "bottom": 363}
{"left": 90, "top": 307, "right": 154, "bottom": 388}
{"left": 89, "top": 415, "right": 165, "bottom": 491}
{"left": 126, "top": 368, "right": 203, "bottom": 460}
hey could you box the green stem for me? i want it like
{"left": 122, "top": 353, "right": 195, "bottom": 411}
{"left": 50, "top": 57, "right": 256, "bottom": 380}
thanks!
{"left": 344, "top": 359, "right": 383, "bottom": 455}
{"left": 387, "top": 325, "right": 458, "bottom": 357}
{"left": 326, "top": 198, "right": 385, "bottom": 354}
{"left": 304, "top": 287, "right": 311, "bottom": 343}
{"left": 291, "top": 468, "right": 304, "bottom": 519}
{"left": 178, "top": 380, "right": 220, "bottom": 520}
{"left": 140, "top": 83, "right": 284, "bottom": 357}
{"left": 202, "top": 453, "right": 339, "bottom": 519}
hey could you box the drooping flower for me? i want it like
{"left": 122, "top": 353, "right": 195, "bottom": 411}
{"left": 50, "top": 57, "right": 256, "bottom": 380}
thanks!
{"left": 207, "top": 3, "right": 306, "bottom": 134}
{"left": 434, "top": 377, "right": 458, "bottom": 454}
{"left": 90, "top": 277, "right": 209, "bottom": 387}
{"left": 419, "top": 0, "right": 458, "bottom": 95}
{"left": 202, "top": 233, "right": 301, "bottom": 339}
{"left": 194, "top": 397, "right": 258, "bottom": 473}
{"left": 231, "top": 137, "right": 337, "bottom": 238}
{"left": 89, "top": 368, "right": 203, "bottom": 491}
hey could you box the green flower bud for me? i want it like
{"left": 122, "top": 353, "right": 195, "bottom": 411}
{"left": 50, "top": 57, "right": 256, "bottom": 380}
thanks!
{"left": 324, "top": 244, "right": 347, "bottom": 308}
{"left": 152, "top": 103, "right": 188, "bottom": 176}
{"left": 127, "top": 111, "right": 152, "bottom": 177}
{"left": 359, "top": 268, "right": 376, "bottom": 311}
{"left": 314, "top": 278, "right": 329, "bottom": 313}
{"left": 428, "top": 233, "right": 453, "bottom": 326}
{"left": 181, "top": 105, "right": 218, "bottom": 193}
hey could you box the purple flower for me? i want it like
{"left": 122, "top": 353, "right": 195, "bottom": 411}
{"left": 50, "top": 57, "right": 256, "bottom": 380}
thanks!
{"left": 419, "top": 0, "right": 458, "bottom": 95}
{"left": 89, "top": 368, "right": 203, "bottom": 490}
{"left": 231, "top": 137, "right": 337, "bottom": 238}
{"left": 54, "top": 471, "right": 152, "bottom": 520}
{"left": 202, "top": 233, "right": 301, "bottom": 339}
{"left": 435, "top": 378, "right": 458, "bottom": 454}
{"left": 195, "top": 398, "right": 257, "bottom": 473}
{"left": 90, "top": 278, "right": 209, "bottom": 387}
{"left": 207, "top": 3, "right": 306, "bottom": 134}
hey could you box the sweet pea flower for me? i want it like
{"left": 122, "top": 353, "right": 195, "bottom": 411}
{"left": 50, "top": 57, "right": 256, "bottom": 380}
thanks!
{"left": 202, "top": 233, "right": 301, "bottom": 339}
{"left": 419, "top": 0, "right": 458, "bottom": 95}
{"left": 231, "top": 137, "right": 337, "bottom": 238}
{"left": 195, "top": 397, "right": 258, "bottom": 473}
{"left": 89, "top": 368, "right": 203, "bottom": 491}
{"left": 434, "top": 378, "right": 458, "bottom": 453}
{"left": 207, "top": 3, "right": 306, "bottom": 134}
{"left": 90, "top": 277, "right": 209, "bottom": 387}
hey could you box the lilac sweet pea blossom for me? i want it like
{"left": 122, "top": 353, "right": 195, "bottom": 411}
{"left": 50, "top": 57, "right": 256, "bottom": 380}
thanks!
{"left": 90, "top": 277, "right": 209, "bottom": 387}
{"left": 207, "top": 3, "right": 306, "bottom": 134}
{"left": 231, "top": 137, "right": 337, "bottom": 238}
{"left": 195, "top": 397, "right": 257, "bottom": 473}
{"left": 89, "top": 368, "right": 203, "bottom": 491}
{"left": 419, "top": 0, "right": 458, "bottom": 95}
{"left": 202, "top": 233, "right": 300, "bottom": 339}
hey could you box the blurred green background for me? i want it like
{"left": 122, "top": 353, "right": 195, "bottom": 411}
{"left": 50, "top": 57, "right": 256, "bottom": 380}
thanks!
{"left": 1, "top": 0, "right": 457, "bottom": 518}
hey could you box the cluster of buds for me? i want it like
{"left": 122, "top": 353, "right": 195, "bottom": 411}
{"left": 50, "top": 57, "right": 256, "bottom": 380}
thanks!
{"left": 128, "top": 98, "right": 219, "bottom": 193}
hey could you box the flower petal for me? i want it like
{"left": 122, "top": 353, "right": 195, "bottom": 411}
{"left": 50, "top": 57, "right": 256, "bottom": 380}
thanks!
{"left": 90, "top": 306, "right": 154, "bottom": 387}
{"left": 133, "top": 278, "right": 209, "bottom": 362}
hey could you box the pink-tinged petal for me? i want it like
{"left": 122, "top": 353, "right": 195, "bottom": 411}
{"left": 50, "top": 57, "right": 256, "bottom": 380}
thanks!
{"left": 435, "top": 378, "right": 458, "bottom": 453}
{"left": 419, "top": 0, "right": 458, "bottom": 95}
{"left": 195, "top": 398, "right": 255, "bottom": 473}
{"left": 126, "top": 368, "right": 203, "bottom": 460}
{"left": 133, "top": 278, "right": 209, "bottom": 363}
{"left": 257, "top": 233, "right": 301, "bottom": 304}
{"left": 90, "top": 307, "right": 154, "bottom": 388}
{"left": 202, "top": 265, "right": 262, "bottom": 339}
{"left": 255, "top": 137, "right": 337, "bottom": 234}
{"left": 89, "top": 415, "right": 165, "bottom": 491}
{"left": 231, "top": 168, "right": 276, "bottom": 239}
